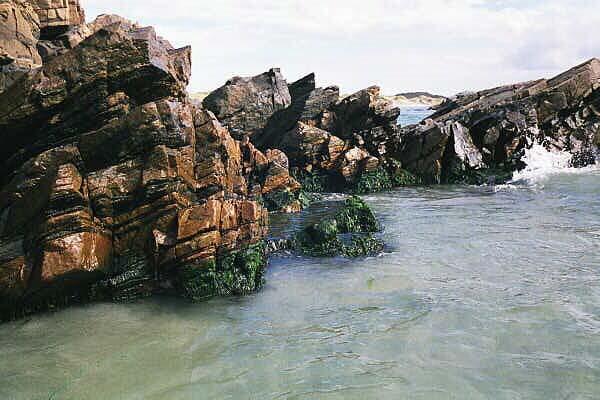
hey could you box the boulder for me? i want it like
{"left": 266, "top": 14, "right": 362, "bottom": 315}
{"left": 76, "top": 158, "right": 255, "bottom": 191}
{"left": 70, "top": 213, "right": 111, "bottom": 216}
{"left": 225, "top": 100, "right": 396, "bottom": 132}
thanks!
{"left": 203, "top": 68, "right": 292, "bottom": 140}
{"left": 256, "top": 73, "right": 340, "bottom": 149}
{"left": 330, "top": 86, "right": 401, "bottom": 157}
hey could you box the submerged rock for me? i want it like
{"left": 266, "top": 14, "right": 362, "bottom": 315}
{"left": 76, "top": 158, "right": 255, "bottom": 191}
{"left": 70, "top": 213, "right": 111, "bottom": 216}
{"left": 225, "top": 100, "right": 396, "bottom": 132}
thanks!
{"left": 293, "top": 196, "right": 384, "bottom": 258}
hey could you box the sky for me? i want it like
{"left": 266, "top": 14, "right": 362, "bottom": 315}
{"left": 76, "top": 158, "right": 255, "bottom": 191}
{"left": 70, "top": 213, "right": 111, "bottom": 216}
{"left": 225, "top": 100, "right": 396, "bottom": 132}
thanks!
{"left": 83, "top": 0, "right": 600, "bottom": 96}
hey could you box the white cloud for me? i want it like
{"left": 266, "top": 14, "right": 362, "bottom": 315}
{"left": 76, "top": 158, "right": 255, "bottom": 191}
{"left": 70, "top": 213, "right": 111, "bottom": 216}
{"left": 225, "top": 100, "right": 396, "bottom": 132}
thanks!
{"left": 82, "top": 0, "right": 600, "bottom": 95}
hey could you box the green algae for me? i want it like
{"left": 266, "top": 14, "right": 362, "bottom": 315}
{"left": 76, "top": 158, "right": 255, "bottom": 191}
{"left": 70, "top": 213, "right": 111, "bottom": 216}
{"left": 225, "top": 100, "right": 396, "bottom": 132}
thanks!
{"left": 176, "top": 241, "right": 267, "bottom": 301}
{"left": 351, "top": 164, "right": 421, "bottom": 194}
{"left": 293, "top": 196, "right": 384, "bottom": 258}
{"left": 262, "top": 188, "right": 313, "bottom": 212}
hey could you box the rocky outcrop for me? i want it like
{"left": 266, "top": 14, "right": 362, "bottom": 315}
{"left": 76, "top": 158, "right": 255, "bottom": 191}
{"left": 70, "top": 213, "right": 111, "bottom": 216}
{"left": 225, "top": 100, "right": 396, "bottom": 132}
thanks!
{"left": 203, "top": 68, "right": 292, "bottom": 140}
{"left": 256, "top": 73, "right": 340, "bottom": 149}
{"left": 330, "top": 86, "right": 401, "bottom": 158}
{"left": 0, "top": 7, "right": 277, "bottom": 320}
{"left": 398, "top": 59, "right": 600, "bottom": 183}
{"left": 206, "top": 69, "right": 410, "bottom": 193}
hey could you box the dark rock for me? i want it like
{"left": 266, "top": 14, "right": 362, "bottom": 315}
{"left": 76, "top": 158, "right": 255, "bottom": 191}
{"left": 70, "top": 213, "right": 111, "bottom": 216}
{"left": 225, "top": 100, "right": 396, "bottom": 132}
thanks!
{"left": 330, "top": 86, "right": 401, "bottom": 158}
{"left": 256, "top": 73, "right": 340, "bottom": 149}
{"left": 203, "top": 68, "right": 292, "bottom": 140}
{"left": 398, "top": 121, "right": 450, "bottom": 183}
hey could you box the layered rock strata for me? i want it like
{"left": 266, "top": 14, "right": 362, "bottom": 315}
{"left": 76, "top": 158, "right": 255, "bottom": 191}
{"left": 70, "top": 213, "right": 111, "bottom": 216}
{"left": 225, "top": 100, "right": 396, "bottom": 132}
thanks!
{"left": 0, "top": 3, "right": 302, "bottom": 319}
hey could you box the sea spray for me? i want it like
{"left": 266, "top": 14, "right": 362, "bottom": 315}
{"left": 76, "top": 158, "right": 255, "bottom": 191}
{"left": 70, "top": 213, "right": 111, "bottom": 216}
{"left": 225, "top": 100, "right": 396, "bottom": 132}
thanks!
{"left": 510, "top": 144, "right": 573, "bottom": 184}
{"left": 491, "top": 143, "right": 599, "bottom": 192}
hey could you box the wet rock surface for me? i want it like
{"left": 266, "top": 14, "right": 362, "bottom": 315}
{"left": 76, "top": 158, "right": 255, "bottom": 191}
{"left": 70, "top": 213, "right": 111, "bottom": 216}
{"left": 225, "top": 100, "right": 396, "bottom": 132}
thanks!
{"left": 0, "top": 4, "right": 281, "bottom": 320}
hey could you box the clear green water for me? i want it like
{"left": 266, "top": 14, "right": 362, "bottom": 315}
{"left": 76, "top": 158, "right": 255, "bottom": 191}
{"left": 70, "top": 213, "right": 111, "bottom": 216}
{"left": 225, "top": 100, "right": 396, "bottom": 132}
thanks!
{"left": 1, "top": 170, "right": 599, "bottom": 400}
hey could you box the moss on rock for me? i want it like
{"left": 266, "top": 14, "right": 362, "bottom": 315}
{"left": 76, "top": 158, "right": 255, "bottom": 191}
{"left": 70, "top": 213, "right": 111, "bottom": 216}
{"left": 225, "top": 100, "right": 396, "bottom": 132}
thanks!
{"left": 335, "top": 195, "right": 380, "bottom": 233}
{"left": 176, "top": 241, "right": 267, "bottom": 301}
{"left": 444, "top": 167, "right": 513, "bottom": 185}
{"left": 293, "top": 196, "right": 384, "bottom": 258}
{"left": 342, "top": 234, "right": 385, "bottom": 258}
{"left": 351, "top": 164, "right": 421, "bottom": 194}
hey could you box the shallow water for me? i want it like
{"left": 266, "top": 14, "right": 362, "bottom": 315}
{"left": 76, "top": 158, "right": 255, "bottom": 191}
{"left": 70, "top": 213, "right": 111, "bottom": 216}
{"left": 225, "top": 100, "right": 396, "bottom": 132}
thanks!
{"left": 1, "top": 166, "right": 599, "bottom": 399}
{"left": 398, "top": 106, "right": 434, "bottom": 126}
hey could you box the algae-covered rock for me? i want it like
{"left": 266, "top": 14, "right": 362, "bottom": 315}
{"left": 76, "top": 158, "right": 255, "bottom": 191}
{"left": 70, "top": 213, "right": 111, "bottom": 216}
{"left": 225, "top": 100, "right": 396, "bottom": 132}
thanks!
{"left": 176, "top": 241, "right": 267, "bottom": 301}
{"left": 262, "top": 188, "right": 312, "bottom": 213}
{"left": 351, "top": 163, "right": 420, "bottom": 194}
{"left": 335, "top": 196, "right": 380, "bottom": 233}
{"left": 293, "top": 196, "right": 384, "bottom": 258}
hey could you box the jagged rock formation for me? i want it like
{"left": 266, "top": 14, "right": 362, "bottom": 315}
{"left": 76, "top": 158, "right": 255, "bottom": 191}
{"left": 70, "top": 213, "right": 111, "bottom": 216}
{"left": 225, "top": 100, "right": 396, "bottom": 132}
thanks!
{"left": 203, "top": 68, "right": 292, "bottom": 140}
{"left": 0, "top": 3, "right": 304, "bottom": 320}
{"left": 398, "top": 59, "right": 600, "bottom": 183}
{"left": 206, "top": 71, "right": 408, "bottom": 193}
{"left": 4, "top": 0, "right": 597, "bottom": 321}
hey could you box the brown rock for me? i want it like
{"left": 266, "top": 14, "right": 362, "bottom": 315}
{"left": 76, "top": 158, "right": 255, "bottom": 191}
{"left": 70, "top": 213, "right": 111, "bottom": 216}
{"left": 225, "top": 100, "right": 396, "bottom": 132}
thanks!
{"left": 0, "top": 9, "right": 270, "bottom": 318}
{"left": 177, "top": 200, "right": 222, "bottom": 240}
{"left": 38, "top": 232, "right": 112, "bottom": 283}
{"left": 239, "top": 200, "right": 261, "bottom": 224}
{"left": 0, "top": 0, "right": 42, "bottom": 92}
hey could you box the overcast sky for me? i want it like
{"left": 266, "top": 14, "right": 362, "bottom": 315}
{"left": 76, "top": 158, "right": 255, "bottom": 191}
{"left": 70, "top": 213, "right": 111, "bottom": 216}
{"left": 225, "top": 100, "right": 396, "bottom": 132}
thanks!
{"left": 84, "top": 0, "right": 600, "bottom": 96}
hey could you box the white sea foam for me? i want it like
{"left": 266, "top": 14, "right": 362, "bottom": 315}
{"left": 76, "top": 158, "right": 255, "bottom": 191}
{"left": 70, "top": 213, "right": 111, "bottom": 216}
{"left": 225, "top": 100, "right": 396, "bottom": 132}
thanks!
{"left": 493, "top": 144, "right": 599, "bottom": 192}
{"left": 508, "top": 144, "right": 598, "bottom": 185}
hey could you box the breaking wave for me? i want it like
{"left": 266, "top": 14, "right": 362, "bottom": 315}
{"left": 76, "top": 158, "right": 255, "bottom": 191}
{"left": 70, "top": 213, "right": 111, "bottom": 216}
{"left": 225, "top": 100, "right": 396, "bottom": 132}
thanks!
{"left": 507, "top": 144, "right": 598, "bottom": 186}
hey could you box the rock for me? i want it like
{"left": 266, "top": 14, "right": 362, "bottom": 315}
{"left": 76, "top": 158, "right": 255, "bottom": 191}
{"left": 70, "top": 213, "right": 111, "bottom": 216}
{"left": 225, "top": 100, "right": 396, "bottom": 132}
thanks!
{"left": 330, "top": 86, "right": 401, "bottom": 158}
{"left": 351, "top": 163, "right": 420, "bottom": 194}
{"left": 37, "top": 14, "right": 138, "bottom": 61}
{"left": 32, "top": 0, "right": 84, "bottom": 37}
{"left": 256, "top": 73, "right": 340, "bottom": 149}
{"left": 0, "top": 9, "right": 271, "bottom": 320}
{"left": 398, "top": 122, "right": 450, "bottom": 183}
{"left": 0, "top": 0, "right": 42, "bottom": 93}
{"left": 193, "top": 109, "right": 302, "bottom": 212}
{"left": 203, "top": 68, "right": 292, "bottom": 140}
{"left": 293, "top": 196, "right": 383, "bottom": 258}
{"left": 0, "top": 21, "right": 191, "bottom": 184}
{"left": 202, "top": 69, "right": 413, "bottom": 194}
